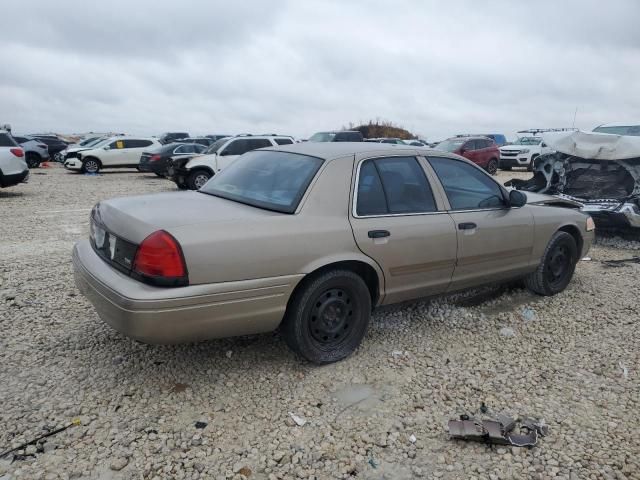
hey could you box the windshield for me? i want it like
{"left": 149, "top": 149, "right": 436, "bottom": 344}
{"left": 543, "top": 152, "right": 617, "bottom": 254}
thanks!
{"left": 205, "top": 137, "right": 230, "bottom": 154}
{"left": 514, "top": 137, "right": 542, "bottom": 145}
{"left": 593, "top": 125, "right": 640, "bottom": 136}
{"left": 200, "top": 150, "right": 324, "bottom": 213}
{"left": 308, "top": 132, "right": 336, "bottom": 142}
{"left": 435, "top": 139, "right": 465, "bottom": 152}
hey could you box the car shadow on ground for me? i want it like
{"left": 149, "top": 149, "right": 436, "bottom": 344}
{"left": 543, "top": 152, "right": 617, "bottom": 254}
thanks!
{"left": 0, "top": 190, "right": 27, "bottom": 199}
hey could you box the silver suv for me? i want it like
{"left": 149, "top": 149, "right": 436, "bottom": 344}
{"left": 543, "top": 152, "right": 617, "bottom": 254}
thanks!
{"left": 11, "top": 135, "right": 50, "bottom": 168}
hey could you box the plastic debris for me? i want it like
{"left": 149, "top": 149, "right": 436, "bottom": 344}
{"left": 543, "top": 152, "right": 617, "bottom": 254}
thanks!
{"left": 499, "top": 327, "right": 516, "bottom": 338}
{"left": 582, "top": 256, "right": 592, "bottom": 261}
{"left": 288, "top": 412, "right": 307, "bottom": 427}
{"left": 409, "top": 434, "right": 417, "bottom": 443}
{"left": 619, "top": 361, "right": 629, "bottom": 379}
{"left": 521, "top": 307, "right": 537, "bottom": 322}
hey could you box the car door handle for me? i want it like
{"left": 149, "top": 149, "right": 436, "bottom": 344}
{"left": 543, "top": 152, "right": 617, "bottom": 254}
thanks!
{"left": 368, "top": 230, "right": 390, "bottom": 239}
{"left": 458, "top": 222, "right": 477, "bottom": 230}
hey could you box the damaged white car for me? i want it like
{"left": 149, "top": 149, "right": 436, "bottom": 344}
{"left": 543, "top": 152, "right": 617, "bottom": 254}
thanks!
{"left": 506, "top": 130, "right": 640, "bottom": 232}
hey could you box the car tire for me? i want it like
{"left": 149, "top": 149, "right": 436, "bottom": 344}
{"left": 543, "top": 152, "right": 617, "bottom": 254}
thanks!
{"left": 176, "top": 181, "right": 188, "bottom": 190}
{"left": 528, "top": 155, "right": 538, "bottom": 172}
{"left": 25, "top": 152, "right": 41, "bottom": 169}
{"left": 486, "top": 158, "right": 498, "bottom": 175}
{"left": 282, "top": 269, "right": 372, "bottom": 364}
{"left": 187, "top": 169, "right": 211, "bottom": 190}
{"left": 525, "top": 231, "right": 578, "bottom": 296}
{"left": 82, "top": 157, "right": 101, "bottom": 174}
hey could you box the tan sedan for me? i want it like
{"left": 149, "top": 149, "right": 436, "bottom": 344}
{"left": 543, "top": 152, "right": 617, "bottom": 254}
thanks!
{"left": 73, "top": 143, "right": 595, "bottom": 363}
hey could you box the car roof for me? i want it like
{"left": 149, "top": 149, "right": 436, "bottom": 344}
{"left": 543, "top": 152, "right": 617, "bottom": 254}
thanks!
{"left": 596, "top": 122, "right": 640, "bottom": 127}
{"left": 262, "top": 142, "right": 449, "bottom": 161}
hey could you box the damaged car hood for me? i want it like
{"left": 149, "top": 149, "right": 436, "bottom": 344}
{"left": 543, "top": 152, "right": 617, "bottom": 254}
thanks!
{"left": 505, "top": 130, "right": 640, "bottom": 230}
{"left": 543, "top": 130, "right": 640, "bottom": 160}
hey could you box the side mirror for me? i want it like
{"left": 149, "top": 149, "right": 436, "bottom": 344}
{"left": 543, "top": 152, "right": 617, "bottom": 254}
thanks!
{"left": 541, "top": 143, "right": 547, "bottom": 148}
{"left": 103, "top": 146, "right": 110, "bottom": 150}
{"left": 219, "top": 150, "right": 230, "bottom": 156}
{"left": 509, "top": 190, "right": 527, "bottom": 208}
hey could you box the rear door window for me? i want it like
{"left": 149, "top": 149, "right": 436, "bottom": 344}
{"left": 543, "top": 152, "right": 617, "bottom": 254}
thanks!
{"left": 123, "top": 139, "right": 153, "bottom": 148}
{"left": 429, "top": 157, "right": 506, "bottom": 210}
{"left": 356, "top": 157, "right": 437, "bottom": 216}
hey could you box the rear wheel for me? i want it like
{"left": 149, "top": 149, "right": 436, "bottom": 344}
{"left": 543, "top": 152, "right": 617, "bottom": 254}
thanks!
{"left": 282, "top": 269, "right": 372, "bottom": 364}
{"left": 187, "top": 169, "right": 212, "bottom": 190}
{"left": 525, "top": 231, "right": 578, "bottom": 296}
{"left": 82, "top": 157, "right": 101, "bottom": 174}
{"left": 26, "top": 152, "right": 41, "bottom": 168}
{"left": 486, "top": 158, "right": 498, "bottom": 175}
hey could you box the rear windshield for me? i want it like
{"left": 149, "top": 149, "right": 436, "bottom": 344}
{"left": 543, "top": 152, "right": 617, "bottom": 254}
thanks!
{"left": 308, "top": 132, "right": 336, "bottom": 142}
{"left": 200, "top": 150, "right": 324, "bottom": 213}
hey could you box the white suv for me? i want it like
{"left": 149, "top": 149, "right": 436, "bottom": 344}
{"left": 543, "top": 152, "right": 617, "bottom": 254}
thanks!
{"left": 0, "top": 130, "right": 29, "bottom": 188}
{"left": 169, "top": 135, "right": 295, "bottom": 189}
{"left": 64, "top": 136, "right": 161, "bottom": 173}
{"left": 499, "top": 136, "right": 552, "bottom": 171}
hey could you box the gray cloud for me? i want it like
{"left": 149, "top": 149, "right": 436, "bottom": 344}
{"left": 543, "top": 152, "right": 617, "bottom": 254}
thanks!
{"left": 1, "top": 0, "right": 638, "bottom": 141}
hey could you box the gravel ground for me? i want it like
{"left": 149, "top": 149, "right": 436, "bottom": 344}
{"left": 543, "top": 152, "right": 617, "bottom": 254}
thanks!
{"left": 0, "top": 165, "right": 638, "bottom": 480}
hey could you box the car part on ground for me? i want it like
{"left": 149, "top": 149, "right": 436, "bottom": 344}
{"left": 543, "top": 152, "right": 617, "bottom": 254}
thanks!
{"left": 73, "top": 143, "right": 593, "bottom": 363}
{"left": 506, "top": 130, "right": 640, "bottom": 232}
{"left": 449, "top": 412, "right": 549, "bottom": 447}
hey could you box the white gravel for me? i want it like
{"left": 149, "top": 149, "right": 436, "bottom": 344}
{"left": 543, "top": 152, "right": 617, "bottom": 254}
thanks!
{"left": 0, "top": 166, "right": 638, "bottom": 480}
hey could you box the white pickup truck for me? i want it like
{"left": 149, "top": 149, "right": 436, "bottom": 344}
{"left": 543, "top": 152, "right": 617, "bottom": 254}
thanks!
{"left": 499, "top": 136, "right": 552, "bottom": 171}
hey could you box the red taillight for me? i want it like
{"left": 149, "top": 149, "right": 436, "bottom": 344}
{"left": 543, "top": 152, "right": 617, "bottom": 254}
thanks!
{"left": 133, "top": 230, "right": 188, "bottom": 284}
{"left": 150, "top": 154, "right": 161, "bottom": 162}
{"left": 10, "top": 148, "right": 24, "bottom": 158}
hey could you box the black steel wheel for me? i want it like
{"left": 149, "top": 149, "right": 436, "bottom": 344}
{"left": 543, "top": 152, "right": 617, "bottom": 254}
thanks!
{"left": 282, "top": 269, "right": 372, "bottom": 364}
{"left": 525, "top": 231, "right": 578, "bottom": 296}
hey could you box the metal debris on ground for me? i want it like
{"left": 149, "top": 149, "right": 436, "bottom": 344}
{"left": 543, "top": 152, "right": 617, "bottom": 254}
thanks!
{"left": 601, "top": 256, "right": 640, "bottom": 268}
{"left": 288, "top": 412, "right": 307, "bottom": 427}
{"left": 448, "top": 411, "right": 548, "bottom": 447}
{"left": 0, "top": 419, "right": 81, "bottom": 460}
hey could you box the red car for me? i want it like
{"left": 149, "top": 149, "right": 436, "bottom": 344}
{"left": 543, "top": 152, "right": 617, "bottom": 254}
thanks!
{"left": 435, "top": 136, "right": 500, "bottom": 174}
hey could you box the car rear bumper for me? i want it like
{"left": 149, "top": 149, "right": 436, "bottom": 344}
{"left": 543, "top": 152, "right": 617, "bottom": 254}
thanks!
{"left": 73, "top": 239, "right": 303, "bottom": 344}
{"left": 0, "top": 168, "right": 29, "bottom": 187}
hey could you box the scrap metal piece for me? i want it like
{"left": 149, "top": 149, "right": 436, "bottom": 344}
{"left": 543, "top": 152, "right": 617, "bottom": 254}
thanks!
{"left": 448, "top": 412, "right": 548, "bottom": 447}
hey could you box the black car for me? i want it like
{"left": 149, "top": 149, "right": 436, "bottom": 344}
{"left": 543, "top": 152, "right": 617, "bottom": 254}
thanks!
{"left": 159, "top": 132, "right": 190, "bottom": 144}
{"left": 29, "top": 135, "right": 68, "bottom": 156}
{"left": 308, "top": 131, "right": 363, "bottom": 142}
{"left": 177, "top": 137, "right": 214, "bottom": 147}
{"left": 205, "top": 134, "right": 231, "bottom": 141}
{"left": 138, "top": 142, "right": 206, "bottom": 176}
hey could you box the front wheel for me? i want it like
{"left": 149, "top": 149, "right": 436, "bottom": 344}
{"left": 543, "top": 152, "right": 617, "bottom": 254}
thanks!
{"left": 82, "top": 158, "right": 100, "bottom": 174}
{"left": 187, "top": 170, "right": 211, "bottom": 190}
{"left": 525, "top": 231, "right": 578, "bottom": 296}
{"left": 282, "top": 269, "right": 372, "bottom": 364}
{"left": 486, "top": 158, "right": 498, "bottom": 175}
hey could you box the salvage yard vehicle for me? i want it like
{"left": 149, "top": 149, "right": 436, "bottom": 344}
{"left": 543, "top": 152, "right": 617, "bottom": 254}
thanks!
{"left": 435, "top": 136, "right": 500, "bottom": 174}
{"left": 169, "top": 134, "right": 295, "bottom": 190}
{"left": 11, "top": 135, "right": 50, "bottom": 168}
{"left": 507, "top": 130, "right": 640, "bottom": 232}
{"left": 73, "top": 143, "right": 595, "bottom": 364}
{"left": 308, "top": 131, "right": 364, "bottom": 142}
{"left": 0, "top": 130, "right": 29, "bottom": 188}
{"left": 592, "top": 122, "right": 640, "bottom": 136}
{"left": 139, "top": 142, "right": 207, "bottom": 177}
{"left": 64, "top": 137, "right": 162, "bottom": 173}
{"left": 499, "top": 135, "right": 552, "bottom": 171}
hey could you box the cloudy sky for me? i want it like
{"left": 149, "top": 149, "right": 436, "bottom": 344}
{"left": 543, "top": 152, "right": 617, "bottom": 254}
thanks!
{"left": 1, "top": 0, "right": 639, "bottom": 141}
